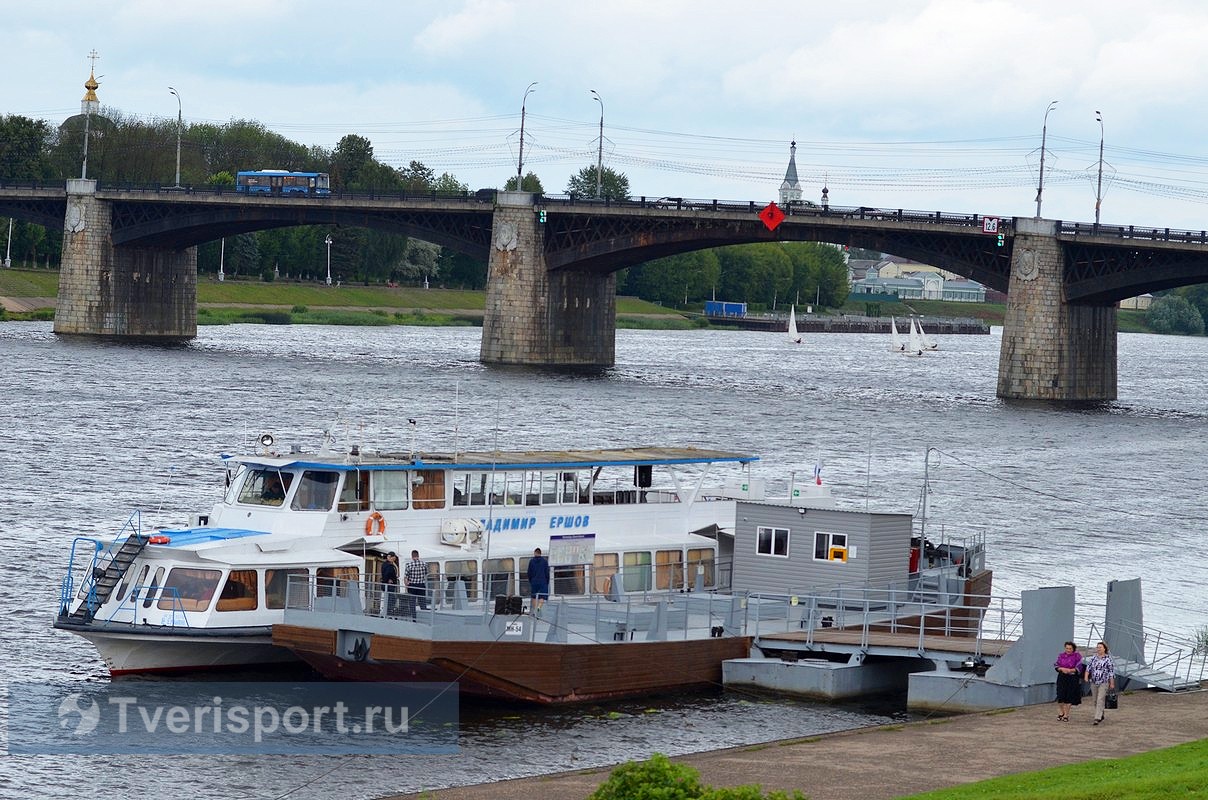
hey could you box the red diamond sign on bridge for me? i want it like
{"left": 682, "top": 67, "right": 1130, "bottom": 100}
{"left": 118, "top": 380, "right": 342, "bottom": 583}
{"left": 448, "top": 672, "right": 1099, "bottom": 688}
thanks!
{"left": 759, "top": 202, "right": 786, "bottom": 231}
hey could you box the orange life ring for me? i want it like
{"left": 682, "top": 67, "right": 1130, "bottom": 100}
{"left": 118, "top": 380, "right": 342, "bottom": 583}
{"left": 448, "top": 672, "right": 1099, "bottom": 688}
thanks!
{"left": 364, "top": 511, "right": 387, "bottom": 537}
{"left": 148, "top": 535, "right": 171, "bottom": 545}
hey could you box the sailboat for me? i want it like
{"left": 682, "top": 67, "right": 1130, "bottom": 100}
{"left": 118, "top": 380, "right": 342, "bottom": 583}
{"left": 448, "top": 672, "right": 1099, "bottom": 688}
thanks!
{"left": 917, "top": 318, "right": 939, "bottom": 351}
{"left": 787, "top": 305, "right": 802, "bottom": 344}
{"left": 904, "top": 317, "right": 925, "bottom": 357}
{"left": 889, "top": 317, "right": 905, "bottom": 352}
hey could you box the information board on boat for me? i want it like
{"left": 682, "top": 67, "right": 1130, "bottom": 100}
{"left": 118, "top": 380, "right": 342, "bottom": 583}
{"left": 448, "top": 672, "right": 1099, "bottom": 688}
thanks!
{"left": 549, "top": 533, "right": 596, "bottom": 566}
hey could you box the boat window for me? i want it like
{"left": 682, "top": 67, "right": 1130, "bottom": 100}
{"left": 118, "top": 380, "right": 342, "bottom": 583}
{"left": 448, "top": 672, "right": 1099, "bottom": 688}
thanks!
{"left": 518, "top": 556, "right": 532, "bottom": 597}
{"left": 525, "top": 472, "right": 544, "bottom": 506}
{"left": 237, "top": 468, "right": 294, "bottom": 507}
{"left": 622, "top": 552, "right": 652, "bottom": 592}
{"left": 290, "top": 470, "right": 339, "bottom": 511}
{"left": 487, "top": 471, "right": 507, "bottom": 505}
{"left": 540, "top": 473, "right": 559, "bottom": 505}
{"left": 655, "top": 549, "right": 685, "bottom": 591}
{"left": 483, "top": 557, "right": 514, "bottom": 598}
{"left": 687, "top": 548, "right": 716, "bottom": 588}
{"left": 554, "top": 564, "right": 585, "bottom": 596}
{"left": 757, "top": 526, "right": 790, "bottom": 558}
{"left": 317, "top": 566, "right": 359, "bottom": 598}
{"left": 373, "top": 471, "right": 409, "bottom": 511}
{"left": 142, "top": 566, "right": 165, "bottom": 608}
{"left": 504, "top": 471, "right": 524, "bottom": 506}
{"left": 265, "top": 568, "right": 308, "bottom": 608}
{"left": 444, "top": 559, "right": 478, "bottom": 601}
{"left": 157, "top": 568, "right": 221, "bottom": 612}
{"left": 216, "top": 569, "right": 259, "bottom": 611}
{"left": 559, "top": 471, "right": 582, "bottom": 504}
{"left": 124, "top": 564, "right": 150, "bottom": 605}
{"left": 224, "top": 464, "right": 249, "bottom": 504}
{"left": 813, "top": 531, "right": 848, "bottom": 563}
{"left": 411, "top": 469, "right": 445, "bottom": 510}
{"left": 451, "top": 472, "right": 473, "bottom": 507}
{"left": 338, "top": 470, "right": 370, "bottom": 512}
{"left": 115, "top": 562, "right": 145, "bottom": 604}
{"left": 592, "top": 553, "right": 619, "bottom": 594}
{"left": 592, "top": 467, "right": 637, "bottom": 505}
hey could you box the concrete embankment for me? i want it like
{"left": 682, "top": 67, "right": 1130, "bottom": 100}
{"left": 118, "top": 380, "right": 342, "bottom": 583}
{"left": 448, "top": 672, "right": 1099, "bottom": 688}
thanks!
{"left": 394, "top": 685, "right": 1207, "bottom": 800}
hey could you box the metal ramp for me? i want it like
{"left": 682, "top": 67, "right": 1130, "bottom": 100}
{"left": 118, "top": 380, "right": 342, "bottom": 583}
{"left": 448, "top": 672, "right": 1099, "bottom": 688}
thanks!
{"left": 1113, "top": 657, "right": 1203, "bottom": 692}
{"left": 63, "top": 533, "right": 149, "bottom": 623}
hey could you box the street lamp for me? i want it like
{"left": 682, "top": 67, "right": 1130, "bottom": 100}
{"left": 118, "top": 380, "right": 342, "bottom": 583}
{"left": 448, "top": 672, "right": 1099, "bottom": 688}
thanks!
{"left": 324, "top": 234, "right": 333, "bottom": 286}
{"left": 516, "top": 81, "right": 537, "bottom": 190}
{"left": 4, "top": 218, "right": 12, "bottom": 268}
{"left": 1035, "top": 99, "right": 1058, "bottom": 219}
{"left": 217, "top": 237, "right": 225, "bottom": 282}
{"left": 168, "top": 86, "right": 182, "bottom": 188}
{"left": 1094, "top": 110, "right": 1105, "bottom": 226}
{"left": 590, "top": 89, "right": 604, "bottom": 198}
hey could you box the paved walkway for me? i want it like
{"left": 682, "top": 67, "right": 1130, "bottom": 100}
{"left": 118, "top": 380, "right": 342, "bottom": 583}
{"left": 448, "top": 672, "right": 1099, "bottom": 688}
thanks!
{"left": 394, "top": 686, "right": 1207, "bottom": 800}
{"left": 0, "top": 295, "right": 54, "bottom": 312}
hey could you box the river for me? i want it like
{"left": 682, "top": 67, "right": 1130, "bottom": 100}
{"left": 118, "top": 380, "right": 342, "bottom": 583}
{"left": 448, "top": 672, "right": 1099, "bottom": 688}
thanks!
{"left": 1, "top": 320, "right": 1205, "bottom": 799}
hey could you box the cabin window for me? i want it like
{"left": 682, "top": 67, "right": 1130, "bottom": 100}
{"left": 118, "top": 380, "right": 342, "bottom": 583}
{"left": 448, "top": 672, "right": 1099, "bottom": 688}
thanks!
{"left": 291, "top": 470, "right": 339, "bottom": 511}
{"left": 115, "top": 563, "right": 147, "bottom": 604}
{"left": 525, "top": 472, "right": 544, "bottom": 506}
{"left": 237, "top": 468, "right": 294, "bottom": 507}
{"left": 373, "top": 471, "right": 409, "bottom": 511}
{"left": 483, "top": 557, "right": 514, "bottom": 598}
{"left": 487, "top": 472, "right": 507, "bottom": 505}
{"left": 540, "top": 473, "right": 559, "bottom": 505}
{"left": 265, "top": 568, "right": 308, "bottom": 608}
{"left": 124, "top": 564, "right": 150, "bottom": 605}
{"left": 813, "top": 532, "right": 848, "bottom": 563}
{"left": 157, "top": 568, "right": 221, "bottom": 612}
{"left": 622, "top": 551, "right": 653, "bottom": 592}
{"left": 592, "top": 552, "right": 619, "bottom": 594}
{"left": 504, "top": 472, "right": 524, "bottom": 506}
{"left": 338, "top": 470, "right": 371, "bottom": 512}
{"left": 317, "top": 566, "right": 359, "bottom": 597}
{"left": 655, "top": 549, "right": 685, "bottom": 591}
{"left": 142, "top": 566, "right": 165, "bottom": 608}
{"left": 518, "top": 556, "right": 532, "bottom": 597}
{"left": 411, "top": 469, "right": 445, "bottom": 510}
{"left": 216, "top": 570, "right": 259, "bottom": 611}
{"left": 559, "top": 471, "right": 585, "bottom": 504}
{"left": 687, "top": 548, "right": 716, "bottom": 588}
{"left": 444, "top": 559, "right": 478, "bottom": 601}
{"left": 554, "top": 564, "right": 585, "bottom": 596}
{"left": 452, "top": 472, "right": 485, "bottom": 507}
{"left": 757, "top": 526, "right": 790, "bottom": 558}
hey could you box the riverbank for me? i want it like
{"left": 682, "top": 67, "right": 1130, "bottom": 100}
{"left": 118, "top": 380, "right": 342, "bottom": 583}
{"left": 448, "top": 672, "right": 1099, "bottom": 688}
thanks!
{"left": 393, "top": 685, "right": 1208, "bottom": 800}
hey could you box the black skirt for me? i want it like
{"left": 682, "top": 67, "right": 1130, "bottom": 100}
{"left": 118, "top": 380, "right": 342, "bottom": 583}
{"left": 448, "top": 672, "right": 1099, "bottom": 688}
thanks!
{"left": 1055, "top": 671, "right": 1082, "bottom": 704}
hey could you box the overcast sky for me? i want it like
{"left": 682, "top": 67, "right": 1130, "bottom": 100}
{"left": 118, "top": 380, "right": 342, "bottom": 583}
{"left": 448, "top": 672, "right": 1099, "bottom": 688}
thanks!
{"left": 8, "top": 1, "right": 1208, "bottom": 229}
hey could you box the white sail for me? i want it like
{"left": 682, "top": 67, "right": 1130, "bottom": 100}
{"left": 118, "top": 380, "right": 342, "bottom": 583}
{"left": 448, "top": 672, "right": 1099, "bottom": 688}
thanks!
{"left": 918, "top": 319, "right": 939, "bottom": 350}
{"left": 904, "top": 317, "right": 924, "bottom": 356}
{"left": 788, "top": 306, "right": 802, "bottom": 344}
{"left": 889, "top": 317, "right": 905, "bottom": 352}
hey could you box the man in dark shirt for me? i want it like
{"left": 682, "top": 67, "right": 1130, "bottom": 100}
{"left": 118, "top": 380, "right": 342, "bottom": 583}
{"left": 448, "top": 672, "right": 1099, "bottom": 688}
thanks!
{"left": 526, "top": 547, "right": 550, "bottom": 612}
{"left": 380, "top": 552, "right": 399, "bottom": 616}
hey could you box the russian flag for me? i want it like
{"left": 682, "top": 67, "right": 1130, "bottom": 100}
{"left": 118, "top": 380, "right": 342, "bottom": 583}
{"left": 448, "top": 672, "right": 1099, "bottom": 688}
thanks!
{"left": 813, "top": 462, "right": 822, "bottom": 485}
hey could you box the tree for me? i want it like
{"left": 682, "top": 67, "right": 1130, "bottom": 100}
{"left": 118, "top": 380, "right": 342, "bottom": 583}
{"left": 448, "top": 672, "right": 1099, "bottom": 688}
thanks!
{"left": 433, "top": 172, "right": 469, "bottom": 194}
{"left": 625, "top": 250, "right": 721, "bottom": 307}
{"left": 504, "top": 172, "right": 544, "bottom": 193}
{"left": 399, "top": 160, "right": 436, "bottom": 192}
{"left": 0, "top": 115, "right": 53, "bottom": 181}
{"left": 565, "top": 165, "right": 630, "bottom": 200}
{"left": 331, "top": 134, "right": 375, "bottom": 189}
{"left": 1146, "top": 293, "right": 1205, "bottom": 335}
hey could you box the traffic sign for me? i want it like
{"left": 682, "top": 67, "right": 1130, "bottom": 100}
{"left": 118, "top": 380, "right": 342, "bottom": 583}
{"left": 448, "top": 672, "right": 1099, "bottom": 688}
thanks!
{"left": 981, "top": 216, "right": 1000, "bottom": 234}
{"left": 759, "top": 202, "right": 786, "bottom": 231}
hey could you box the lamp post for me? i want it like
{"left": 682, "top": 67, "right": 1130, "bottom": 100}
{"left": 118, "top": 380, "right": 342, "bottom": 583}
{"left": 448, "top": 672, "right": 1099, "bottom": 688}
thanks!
{"left": 4, "top": 218, "right": 12, "bottom": 268}
{"left": 168, "top": 86, "right": 182, "bottom": 188}
{"left": 516, "top": 81, "right": 537, "bottom": 190}
{"left": 217, "top": 237, "right": 225, "bottom": 282}
{"left": 1035, "top": 99, "right": 1058, "bottom": 219}
{"left": 1094, "top": 110, "right": 1105, "bottom": 226}
{"left": 324, "top": 234, "right": 333, "bottom": 286}
{"left": 590, "top": 89, "right": 604, "bottom": 198}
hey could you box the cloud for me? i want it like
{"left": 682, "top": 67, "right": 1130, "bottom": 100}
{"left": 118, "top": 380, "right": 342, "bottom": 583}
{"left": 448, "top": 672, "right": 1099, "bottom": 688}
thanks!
{"left": 415, "top": 0, "right": 518, "bottom": 54}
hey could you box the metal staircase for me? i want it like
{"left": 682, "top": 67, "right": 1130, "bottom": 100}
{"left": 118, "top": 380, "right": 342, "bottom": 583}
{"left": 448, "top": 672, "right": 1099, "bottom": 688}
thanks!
{"left": 1113, "top": 657, "right": 1203, "bottom": 692}
{"left": 63, "top": 533, "right": 150, "bottom": 623}
{"left": 1089, "top": 621, "right": 1207, "bottom": 693}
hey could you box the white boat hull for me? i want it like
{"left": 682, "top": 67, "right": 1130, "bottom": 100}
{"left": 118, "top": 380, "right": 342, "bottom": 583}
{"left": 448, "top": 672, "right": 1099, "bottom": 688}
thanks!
{"left": 73, "top": 628, "right": 297, "bottom": 676}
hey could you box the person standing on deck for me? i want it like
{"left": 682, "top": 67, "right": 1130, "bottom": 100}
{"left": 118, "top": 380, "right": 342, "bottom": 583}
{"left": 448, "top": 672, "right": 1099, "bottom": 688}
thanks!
{"left": 527, "top": 547, "right": 550, "bottom": 613}
{"left": 404, "top": 550, "right": 428, "bottom": 620}
{"left": 380, "top": 552, "right": 399, "bottom": 617}
{"left": 1054, "top": 641, "right": 1084, "bottom": 722}
{"left": 1085, "top": 641, "right": 1117, "bottom": 725}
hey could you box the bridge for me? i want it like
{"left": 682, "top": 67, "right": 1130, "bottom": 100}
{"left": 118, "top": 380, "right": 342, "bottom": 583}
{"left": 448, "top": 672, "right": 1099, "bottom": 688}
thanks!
{"left": 4, "top": 178, "right": 1208, "bottom": 402}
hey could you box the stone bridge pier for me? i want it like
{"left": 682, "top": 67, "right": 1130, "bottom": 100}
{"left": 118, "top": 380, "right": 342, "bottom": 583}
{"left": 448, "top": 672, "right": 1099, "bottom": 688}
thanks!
{"left": 54, "top": 179, "right": 196, "bottom": 340}
{"left": 480, "top": 192, "right": 615, "bottom": 367}
{"left": 996, "top": 218, "right": 1117, "bottom": 402}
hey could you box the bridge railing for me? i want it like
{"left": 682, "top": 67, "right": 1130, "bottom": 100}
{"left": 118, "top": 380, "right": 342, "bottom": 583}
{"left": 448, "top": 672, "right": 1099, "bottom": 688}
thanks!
{"left": 1058, "top": 220, "right": 1208, "bottom": 245}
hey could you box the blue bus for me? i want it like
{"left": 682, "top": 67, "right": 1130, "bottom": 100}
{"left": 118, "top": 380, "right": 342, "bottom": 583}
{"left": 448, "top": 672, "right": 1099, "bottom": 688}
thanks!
{"left": 235, "top": 169, "right": 331, "bottom": 196}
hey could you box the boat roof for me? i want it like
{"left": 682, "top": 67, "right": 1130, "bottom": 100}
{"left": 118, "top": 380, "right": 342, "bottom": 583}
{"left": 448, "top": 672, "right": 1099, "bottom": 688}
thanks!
{"left": 152, "top": 527, "right": 269, "bottom": 547}
{"left": 224, "top": 446, "right": 758, "bottom": 472}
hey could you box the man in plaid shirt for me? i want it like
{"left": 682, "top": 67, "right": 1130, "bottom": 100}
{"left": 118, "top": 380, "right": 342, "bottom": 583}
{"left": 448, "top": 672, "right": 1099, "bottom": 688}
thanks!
{"left": 404, "top": 549, "right": 429, "bottom": 619}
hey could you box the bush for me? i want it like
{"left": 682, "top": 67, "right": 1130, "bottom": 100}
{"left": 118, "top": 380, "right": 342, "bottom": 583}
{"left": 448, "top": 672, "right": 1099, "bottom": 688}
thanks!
{"left": 1145, "top": 294, "right": 1205, "bottom": 335}
{"left": 291, "top": 305, "right": 308, "bottom": 314}
{"left": 589, "top": 753, "right": 807, "bottom": 800}
{"left": 260, "top": 268, "right": 275, "bottom": 283}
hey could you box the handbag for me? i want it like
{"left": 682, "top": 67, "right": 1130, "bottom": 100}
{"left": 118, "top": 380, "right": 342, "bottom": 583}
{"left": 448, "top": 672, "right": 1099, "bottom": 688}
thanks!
{"left": 1105, "top": 690, "right": 1119, "bottom": 710}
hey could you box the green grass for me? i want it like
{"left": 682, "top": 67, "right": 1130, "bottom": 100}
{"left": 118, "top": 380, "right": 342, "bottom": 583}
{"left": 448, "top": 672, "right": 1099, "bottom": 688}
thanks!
{"left": 0, "top": 267, "right": 59, "bottom": 296}
{"left": 899, "top": 738, "right": 1208, "bottom": 800}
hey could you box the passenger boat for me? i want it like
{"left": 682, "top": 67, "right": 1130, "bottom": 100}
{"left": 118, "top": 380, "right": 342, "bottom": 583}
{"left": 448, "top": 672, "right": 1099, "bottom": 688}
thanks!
{"left": 54, "top": 432, "right": 833, "bottom": 676}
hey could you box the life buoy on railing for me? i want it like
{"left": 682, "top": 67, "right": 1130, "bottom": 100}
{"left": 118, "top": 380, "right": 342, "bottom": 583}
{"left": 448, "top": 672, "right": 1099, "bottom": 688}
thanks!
{"left": 364, "top": 511, "right": 387, "bottom": 537}
{"left": 148, "top": 535, "right": 171, "bottom": 545}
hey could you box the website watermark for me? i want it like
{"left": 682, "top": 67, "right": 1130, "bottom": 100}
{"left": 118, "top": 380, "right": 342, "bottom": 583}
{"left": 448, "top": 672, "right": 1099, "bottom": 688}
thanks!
{"left": 6, "top": 682, "right": 458, "bottom": 754}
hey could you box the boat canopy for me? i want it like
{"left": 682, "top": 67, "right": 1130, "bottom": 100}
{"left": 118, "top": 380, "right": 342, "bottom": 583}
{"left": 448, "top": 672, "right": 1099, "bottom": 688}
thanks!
{"left": 224, "top": 447, "right": 758, "bottom": 472}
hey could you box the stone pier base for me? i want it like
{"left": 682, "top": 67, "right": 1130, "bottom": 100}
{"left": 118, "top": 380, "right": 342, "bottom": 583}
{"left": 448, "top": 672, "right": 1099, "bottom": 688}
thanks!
{"left": 480, "top": 192, "right": 615, "bottom": 366}
{"left": 996, "top": 219, "right": 1117, "bottom": 402}
{"left": 54, "top": 179, "right": 197, "bottom": 340}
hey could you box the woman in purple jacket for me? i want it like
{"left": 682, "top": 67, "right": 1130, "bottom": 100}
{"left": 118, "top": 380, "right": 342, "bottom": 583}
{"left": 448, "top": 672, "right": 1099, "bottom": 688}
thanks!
{"left": 1054, "top": 641, "right": 1084, "bottom": 721}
